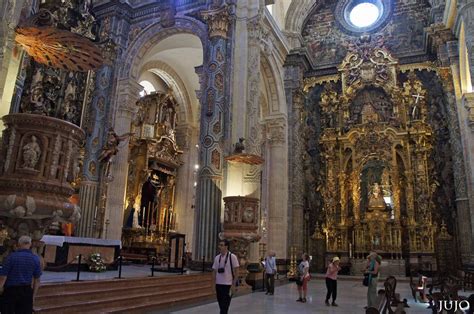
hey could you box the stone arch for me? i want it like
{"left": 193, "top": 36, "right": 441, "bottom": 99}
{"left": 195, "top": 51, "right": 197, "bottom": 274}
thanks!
{"left": 140, "top": 60, "right": 194, "bottom": 124}
{"left": 285, "top": 0, "right": 320, "bottom": 33}
{"left": 260, "top": 53, "right": 287, "bottom": 117}
{"left": 118, "top": 16, "right": 207, "bottom": 82}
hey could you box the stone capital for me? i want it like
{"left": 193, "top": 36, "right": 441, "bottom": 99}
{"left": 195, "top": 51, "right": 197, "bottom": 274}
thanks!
{"left": 201, "top": 6, "right": 231, "bottom": 39}
{"left": 116, "top": 78, "right": 142, "bottom": 115}
{"left": 462, "top": 92, "right": 474, "bottom": 131}
{"left": 265, "top": 116, "right": 287, "bottom": 146}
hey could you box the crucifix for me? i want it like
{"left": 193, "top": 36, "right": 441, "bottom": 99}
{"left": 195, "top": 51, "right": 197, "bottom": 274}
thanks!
{"left": 411, "top": 92, "right": 425, "bottom": 120}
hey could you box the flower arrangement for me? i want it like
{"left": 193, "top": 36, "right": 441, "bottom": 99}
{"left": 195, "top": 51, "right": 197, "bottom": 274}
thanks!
{"left": 89, "top": 252, "right": 106, "bottom": 272}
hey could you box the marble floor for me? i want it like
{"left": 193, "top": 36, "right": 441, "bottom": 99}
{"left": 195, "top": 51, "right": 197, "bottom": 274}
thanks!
{"left": 42, "top": 265, "right": 195, "bottom": 283}
{"left": 170, "top": 279, "right": 434, "bottom": 314}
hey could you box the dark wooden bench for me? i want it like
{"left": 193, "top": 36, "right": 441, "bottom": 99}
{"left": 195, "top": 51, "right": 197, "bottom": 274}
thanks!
{"left": 366, "top": 290, "right": 387, "bottom": 314}
{"left": 366, "top": 276, "right": 407, "bottom": 314}
{"left": 465, "top": 272, "right": 474, "bottom": 291}
{"left": 427, "top": 276, "right": 466, "bottom": 313}
{"left": 121, "top": 252, "right": 148, "bottom": 263}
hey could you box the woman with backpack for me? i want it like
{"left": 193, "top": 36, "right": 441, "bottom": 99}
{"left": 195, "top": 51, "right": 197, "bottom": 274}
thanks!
{"left": 296, "top": 253, "right": 311, "bottom": 303}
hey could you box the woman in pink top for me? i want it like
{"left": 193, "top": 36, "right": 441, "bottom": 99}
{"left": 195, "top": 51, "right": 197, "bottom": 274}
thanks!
{"left": 325, "top": 256, "right": 341, "bottom": 306}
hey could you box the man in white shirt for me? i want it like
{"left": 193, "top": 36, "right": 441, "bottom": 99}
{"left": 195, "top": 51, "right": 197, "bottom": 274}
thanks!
{"left": 264, "top": 251, "right": 276, "bottom": 295}
{"left": 212, "top": 239, "right": 240, "bottom": 314}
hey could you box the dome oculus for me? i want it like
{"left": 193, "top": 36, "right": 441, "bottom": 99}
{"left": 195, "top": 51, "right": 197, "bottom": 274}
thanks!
{"left": 349, "top": 2, "right": 381, "bottom": 28}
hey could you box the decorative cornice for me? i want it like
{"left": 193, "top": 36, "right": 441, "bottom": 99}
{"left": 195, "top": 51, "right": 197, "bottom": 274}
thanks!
{"left": 201, "top": 6, "right": 230, "bottom": 39}
{"left": 303, "top": 75, "right": 340, "bottom": 93}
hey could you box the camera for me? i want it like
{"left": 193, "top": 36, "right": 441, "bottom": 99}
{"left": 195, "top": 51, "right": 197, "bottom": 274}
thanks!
{"left": 218, "top": 268, "right": 225, "bottom": 273}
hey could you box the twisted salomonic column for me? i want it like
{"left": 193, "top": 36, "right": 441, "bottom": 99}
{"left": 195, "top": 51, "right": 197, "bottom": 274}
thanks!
{"left": 193, "top": 5, "right": 232, "bottom": 262}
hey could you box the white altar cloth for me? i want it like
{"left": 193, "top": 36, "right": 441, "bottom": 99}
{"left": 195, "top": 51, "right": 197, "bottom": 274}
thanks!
{"left": 41, "top": 235, "right": 122, "bottom": 248}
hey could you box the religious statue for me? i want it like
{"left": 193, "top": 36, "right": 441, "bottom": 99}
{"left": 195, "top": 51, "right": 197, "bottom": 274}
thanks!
{"left": 132, "top": 202, "right": 141, "bottom": 229}
{"left": 162, "top": 107, "right": 173, "bottom": 135}
{"left": 22, "top": 135, "right": 41, "bottom": 169}
{"left": 98, "top": 128, "right": 132, "bottom": 163}
{"left": 368, "top": 182, "right": 385, "bottom": 209}
{"left": 139, "top": 172, "right": 163, "bottom": 228}
{"left": 234, "top": 138, "right": 245, "bottom": 154}
{"left": 30, "top": 85, "right": 46, "bottom": 115}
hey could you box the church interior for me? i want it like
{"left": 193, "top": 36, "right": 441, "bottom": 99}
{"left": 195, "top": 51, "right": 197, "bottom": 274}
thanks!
{"left": 1, "top": 0, "right": 474, "bottom": 312}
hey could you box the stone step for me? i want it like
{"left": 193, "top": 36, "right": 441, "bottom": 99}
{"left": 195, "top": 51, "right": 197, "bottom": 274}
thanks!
{"left": 38, "top": 273, "right": 207, "bottom": 295}
{"left": 35, "top": 278, "right": 212, "bottom": 307}
{"left": 105, "top": 291, "right": 215, "bottom": 314}
{"left": 35, "top": 273, "right": 213, "bottom": 313}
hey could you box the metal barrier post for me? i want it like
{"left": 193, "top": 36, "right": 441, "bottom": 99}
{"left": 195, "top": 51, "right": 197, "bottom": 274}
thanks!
{"left": 118, "top": 256, "right": 123, "bottom": 279}
{"left": 75, "top": 254, "right": 82, "bottom": 282}
{"left": 150, "top": 257, "right": 155, "bottom": 277}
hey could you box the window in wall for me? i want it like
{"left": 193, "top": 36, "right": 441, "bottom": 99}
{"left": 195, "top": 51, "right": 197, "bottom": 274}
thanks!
{"left": 139, "top": 80, "right": 156, "bottom": 97}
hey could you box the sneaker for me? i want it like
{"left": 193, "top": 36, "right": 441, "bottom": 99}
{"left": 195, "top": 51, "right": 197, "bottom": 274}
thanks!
{"left": 302, "top": 298, "right": 307, "bottom": 303}
{"left": 265, "top": 292, "right": 269, "bottom": 295}
{"left": 331, "top": 302, "right": 338, "bottom": 306}
{"left": 269, "top": 293, "right": 274, "bottom": 295}
{"left": 296, "top": 298, "right": 303, "bottom": 302}
{"left": 325, "top": 300, "right": 330, "bottom": 306}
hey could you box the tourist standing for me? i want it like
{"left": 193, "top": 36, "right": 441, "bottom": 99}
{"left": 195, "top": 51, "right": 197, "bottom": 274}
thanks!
{"left": 212, "top": 239, "right": 239, "bottom": 314}
{"left": 325, "top": 256, "right": 341, "bottom": 306}
{"left": 296, "top": 253, "right": 311, "bottom": 303}
{"left": 0, "top": 235, "right": 42, "bottom": 314}
{"left": 264, "top": 251, "right": 276, "bottom": 295}
{"left": 366, "top": 252, "right": 381, "bottom": 308}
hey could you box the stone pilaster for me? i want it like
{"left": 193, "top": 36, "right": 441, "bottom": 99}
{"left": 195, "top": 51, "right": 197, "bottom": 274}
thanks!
{"left": 103, "top": 78, "right": 142, "bottom": 240}
{"left": 438, "top": 49, "right": 474, "bottom": 266}
{"left": 77, "top": 181, "right": 99, "bottom": 237}
{"left": 459, "top": 2, "right": 474, "bottom": 87}
{"left": 265, "top": 117, "right": 288, "bottom": 259}
{"left": 284, "top": 62, "right": 307, "bottom": 255}
{"left": 193, "top": 5, "right": 232, "bottom": 262}
{"left": 174, "top": 124, "right": 198, "bottom": 247}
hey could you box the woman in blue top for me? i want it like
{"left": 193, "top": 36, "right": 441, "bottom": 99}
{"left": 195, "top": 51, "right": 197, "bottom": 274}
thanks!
{"left": 365, "top": 252, "right": 381, "bottom": 308}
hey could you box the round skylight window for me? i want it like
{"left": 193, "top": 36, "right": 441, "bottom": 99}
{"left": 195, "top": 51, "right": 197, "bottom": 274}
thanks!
{"left": 349, "top": 2, "right": 381, "bottom": 28}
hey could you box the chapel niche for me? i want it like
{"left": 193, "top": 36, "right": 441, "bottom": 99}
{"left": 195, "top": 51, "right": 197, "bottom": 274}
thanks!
{"left": 121, "top": 90, "right": 183, "bottom": 262}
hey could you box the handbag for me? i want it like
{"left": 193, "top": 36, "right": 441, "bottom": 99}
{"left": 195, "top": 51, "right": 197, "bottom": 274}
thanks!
{"left": 363, "top": 273, "right": 370, "bottom": 286}
{"left": 296, "top": 277, "right": 303, "bottom": 286}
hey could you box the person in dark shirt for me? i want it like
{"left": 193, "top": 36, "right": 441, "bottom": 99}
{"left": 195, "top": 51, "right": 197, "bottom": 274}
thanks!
{"left": 0, "top": 235, "right": 42, "bottom": 314}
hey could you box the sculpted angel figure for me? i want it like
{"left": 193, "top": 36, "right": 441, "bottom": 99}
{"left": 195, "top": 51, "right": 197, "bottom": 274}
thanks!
{"left": 98, "top": 128, "right": 132, "bottom": 163}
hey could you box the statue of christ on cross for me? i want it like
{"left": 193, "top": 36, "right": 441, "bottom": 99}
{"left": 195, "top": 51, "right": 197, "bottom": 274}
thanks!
{"left": 411, "top": 92, "right": 425, "bottom": 120}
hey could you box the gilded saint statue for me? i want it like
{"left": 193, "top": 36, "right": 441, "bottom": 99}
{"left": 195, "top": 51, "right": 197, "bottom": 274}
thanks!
{"left": 368, "top": 182, "right": 385, "bottom": 209}
{"left": 22, "top": 135, "right": 41, "bottom": 169}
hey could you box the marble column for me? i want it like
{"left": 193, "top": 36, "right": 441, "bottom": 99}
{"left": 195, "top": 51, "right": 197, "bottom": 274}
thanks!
{"left": 265, "top": 117, "right": 288, "bottom": 259}
{"left": 193, "top": 5, "right": 232, "bottom": 262}
{"left": 103, "top": 78, "right": 142, "bottom": 240}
